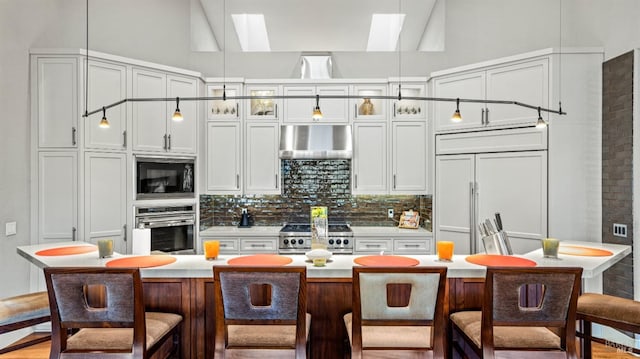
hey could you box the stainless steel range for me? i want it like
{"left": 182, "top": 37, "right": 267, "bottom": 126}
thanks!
{"left": 279, "top": 223, "right": 353, "bottom": 254}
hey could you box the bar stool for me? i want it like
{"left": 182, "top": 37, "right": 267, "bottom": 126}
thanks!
{"left": 0, "top": 291, "right": 50, "bottom": 354}
{"left": 577, "top": 293, "right": 640, "bottom": 358}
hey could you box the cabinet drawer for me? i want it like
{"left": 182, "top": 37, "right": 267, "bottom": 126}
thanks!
{"left": 355, "top": 238, "right": 392, "bottom": 253}
{"left": 394, "top": 239, "right": 430, "bottom": 254}
{"left": 201, "top": 238, "right": 239, "bottom": 254}
{"left": 240, "top": 238, "right": 278, "bottom": 253}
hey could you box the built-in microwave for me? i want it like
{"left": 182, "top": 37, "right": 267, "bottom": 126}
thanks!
{"left": 136, "top": 157, "right": 195, "bottom": 200}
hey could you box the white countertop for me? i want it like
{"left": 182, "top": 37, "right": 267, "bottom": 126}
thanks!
{"left": 199, "top": 226, "right": 432, "bottom": 238}
{"left": 17, "top": 241, "right": 630, "bottom": 280}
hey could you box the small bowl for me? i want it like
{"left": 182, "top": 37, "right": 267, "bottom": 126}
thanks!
{"left": 305, "top": 249, "right": 332, "bottom": 266}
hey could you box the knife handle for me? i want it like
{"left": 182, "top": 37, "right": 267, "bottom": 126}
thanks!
{"left": 495, "top": 212, "right": 503, "bottom": 231}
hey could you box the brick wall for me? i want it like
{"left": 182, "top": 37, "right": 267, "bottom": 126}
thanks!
{"left": 200, "top": 159, "right": 431, "bottom": 229}
{"left": 602, "top": 51, "right": 634, "bottom": 299}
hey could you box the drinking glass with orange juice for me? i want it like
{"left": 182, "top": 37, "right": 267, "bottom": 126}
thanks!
{"left": 204, "top": 240, "right": 220, "bottom": 260}
{"left": 437, "top": 241, "right": 454, "bottom": 261}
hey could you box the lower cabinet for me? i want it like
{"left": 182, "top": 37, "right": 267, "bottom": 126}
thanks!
{"left": 200, "top": 236, "right": 278, "bottom": 254}
{"left": 354, "top": 237, "right": 392, "bottom": 254}
{"left": 37, "top": 151, "right": 78, "bottom": 243}
{"left": 354, "top": 236, "right": 431, "bottom": 255}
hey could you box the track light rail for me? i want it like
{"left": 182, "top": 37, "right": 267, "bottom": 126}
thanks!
{"left": 83, "top": 95, "right": 566, "bottom": 118}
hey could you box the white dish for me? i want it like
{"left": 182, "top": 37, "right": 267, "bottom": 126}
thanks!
{"left": 305, "top": 249, "right": 333, "bottom": 261}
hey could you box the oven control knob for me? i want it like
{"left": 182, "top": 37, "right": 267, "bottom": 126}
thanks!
{"left": 283, "top": 239, "right": 289, "bottom": 245}
{"left": 336, "top": 239, "right": 342, "bottom": 245}
{"left": 343, "top": 239, "right": 349, "bottom": 245}
{"left": 298, "top": 239, "right": 304, "bottom": 245}
{"left": 328, "top": 239, "right": 334, "bottom": 245}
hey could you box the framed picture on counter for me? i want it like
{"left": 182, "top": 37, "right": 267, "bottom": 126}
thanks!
{"left": 398, "top": 210, "right": 420, "bottom": 229}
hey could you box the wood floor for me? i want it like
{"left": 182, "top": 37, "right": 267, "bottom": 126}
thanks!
{"left": 0, "top": 338, "right": 637, "bottom": 359}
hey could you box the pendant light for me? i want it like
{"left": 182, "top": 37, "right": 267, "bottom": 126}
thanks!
{"left": 535, "top": 107, "right": 547, "bottom": 128}
{"left": 312, "top": 94, "right": 323, "bottom": 120}
{"left": 172, "top": 97, "right": 183, "bottom": 121}
{"left": 99, "top": 106, "right": 110, "bottom": 128}
{"left": 451, "top": 98, "right": 462, "bottom": 122}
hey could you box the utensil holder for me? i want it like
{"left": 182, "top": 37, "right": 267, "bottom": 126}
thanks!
{"left": 482, "top": 231, "right": 513, "bottom": 255}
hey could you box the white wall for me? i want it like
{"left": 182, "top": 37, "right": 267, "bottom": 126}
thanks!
{"left": 0, "top": 0, "right": 639, "bottom": 308}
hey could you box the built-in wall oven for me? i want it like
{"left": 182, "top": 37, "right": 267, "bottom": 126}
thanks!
{"left": 135, "top": 157, "right": 195, "bottom": 200}
{"left": 135, "top": 205, "right": 196, "bottom": 254}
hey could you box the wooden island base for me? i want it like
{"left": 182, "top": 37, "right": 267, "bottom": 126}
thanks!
{"left": 142, "top": 276, "right": 485, "bottom": 359}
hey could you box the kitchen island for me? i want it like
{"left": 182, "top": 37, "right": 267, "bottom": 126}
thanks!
{"left": 17, "top": 241, "right": 630, "bottom": 359}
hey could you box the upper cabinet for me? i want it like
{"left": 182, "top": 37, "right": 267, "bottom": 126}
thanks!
{"left": 206, "top": 122, "right": 242, "bottom": 194}
{"left": 35, "top": 57, "right": 79, "bottom": 148}
{"left": 245, "top": 122, "right": 280, "bottom": 195}
{"left": 433, "top": 57, "right": 549, "bottom": 132}
{"left": 389, "top": 82, "right": 426, "bottom": 120}
{"left": 245, "top": 84, "right": 281, "bottom": 121}
{"left": 207, "top": 83, "right": 242, "bottom": 120}
{"left": 391, "top": 121, "right": 427, "bottom": 194}
{"left": 85, "top": 59, "right": 127, "bottom": 150}
{"left": 350, "top": 84, "right": 387, "bottom": 121}
{"left": 283, "top": 85, "right": 349, "bottom": 123}
{"left": 352, "top": 122, "right": 387, "bottom": 194}
{"left": 132, "top": 68, "right": 198, "bottom": 154}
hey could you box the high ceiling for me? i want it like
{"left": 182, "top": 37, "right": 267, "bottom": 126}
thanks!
{"left": 192, "top": 0, "right": 443, "bottom": 52}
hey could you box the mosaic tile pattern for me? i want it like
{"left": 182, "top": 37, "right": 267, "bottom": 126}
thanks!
{"left": 200, "top": 160, "right": 431, "bottom": 230}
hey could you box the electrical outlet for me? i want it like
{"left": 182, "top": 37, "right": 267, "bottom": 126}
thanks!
{"left": 5, "top": 221, "right": 17, "bottom": 236}
{"left": 387, "top": 209, "right": 394, "bottom": 219}
{"left": 613, "top": 223, "right": 627, "bottom": 238}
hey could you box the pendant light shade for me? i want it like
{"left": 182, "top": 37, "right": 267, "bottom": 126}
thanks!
{"left": 312, "top": 94, "right": 323, "bottom": 120}
{"left": 451, "top": 98, "right": 462, "bottom": 122}
{"left": 172, "top": 97, "right": 183, "bottom": 121}
{"left": 535, "top": 107, "right": 547, "bottom": 129}
{"left": 99, "top": 107, "right": 110, "bottom": 128}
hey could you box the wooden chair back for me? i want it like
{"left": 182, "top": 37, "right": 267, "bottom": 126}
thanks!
{"left": 481, "top": 266, "right": 582, "bottom": 358}
{"left": 44, "top": 267, "right": 146, "bottom": 358}
{"left": 213, "top": 266, "right": 307, "bottom": 358}
{"left": 351, "top": 266, "right": 448, "bottom": 358}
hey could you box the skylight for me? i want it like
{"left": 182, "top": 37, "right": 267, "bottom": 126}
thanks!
{"left": 366, "top": 13, "right": 406, "bottom": 52}
{"left": 231, "top": 14, "right": 271, "bottom": 52}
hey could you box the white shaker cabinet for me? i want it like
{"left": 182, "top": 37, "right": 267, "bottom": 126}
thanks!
{"left": 389, "top": 82, "right": 427, "bottom": 120}
{"left": 35, "top": 57, "right": 79, "bottom": 148}
{"left": 207, "top": 83, "right": 242, "bottom": 120}
{"left": 283, "top": 85, "right": 348, "bottom": 123}
{"left": 85, "top": 60, "right": 127, "bottom": 150}
{"left": 352, "top": 122, "right": 387, "bottom": 194}
{"left": 132, "top": 68, "right": 198, "bottom": 154}
{"left": 206, "top": 122, "right": 242, "bottom": 194}
{"left": 84, "top": 152, "right": 127, "bottom": 253}
{"left": 433, "top": 58, "right": 548, "bottom": 132}
{"left": 245, "top": 122, "right": 280, "bottom": 194}
{"left": 38, "top": 152, "right": 78, "bottom": 243}
{"left": 245, "top": 84, "right": 281, "bottom": 121}
{"left": 391, "top": 121, "right": 427, "bottom": 194}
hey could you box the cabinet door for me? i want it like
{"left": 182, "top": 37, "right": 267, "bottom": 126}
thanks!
{"left": 354, "top": 238, "right": 393, "bottom": 254}
{"left": 434, "top": 154, "right": 475, "bottom": 254}
{"left": 316, "top": 86, "right": 349, "bottom": 123}
{"left": 84, "top": 152, "right": 127, "bottom": 253}
{"left": 37, "top": 57, "right": 78, "bottom": 148}
{"left": 475, "top": 151, "right": 547, "bottom": 253}
{"left": 132, "top": 68, "right": 167, "bottom": 152}
{"left": 391, "top": 122, "right": 427, "bottom": 194}
{"left": 390, "top": 83, "right": 426, "bottom": 120}
{"left": 283, "top": 86, "right": 315, "bottom": 123}
{"left": 167, "top": 75, "right": 198, "bottom": 154}
{"left": 206, "top": 122, "right": 242, "bottom": 194}
{"left": 245, "top": 85, "right": 280, "bottom": 120}
{"left": 207, "top": 83, "right": 241, "bottom": 120}
{"left": 85, "top": 60, "right": 127, "bottom": 150}
{"left": 38, "top": 152, "right": 78, "bottom": 242}
{"left": 352, "top": 122, "right": 387, "bottom": 194}
{"left": 486, "top": 58, "right": 549, "bottom": 127}
{"left": 433, "top": 71, "right": 486, "bottom": 132}
{"left": 351, "top": 84, "right": 387, "bottom": 120}
{"left": 245, "top": 122, "right": 280, "bottom": 194}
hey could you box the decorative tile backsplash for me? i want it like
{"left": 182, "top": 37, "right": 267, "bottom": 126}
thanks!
{"left": 200, "top": 160, "right": 431, "bottom": 230}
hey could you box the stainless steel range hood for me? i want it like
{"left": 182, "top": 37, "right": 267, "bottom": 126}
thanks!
{"left": 279, "top": 125, "right": 352, "bottom": 159}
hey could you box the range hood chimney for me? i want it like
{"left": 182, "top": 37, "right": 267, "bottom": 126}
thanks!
{"left": 301, "top": 53, "right": 332, "bottom": 79}
{"left": 279, "top": 125, "right": 352, "bottom": 159}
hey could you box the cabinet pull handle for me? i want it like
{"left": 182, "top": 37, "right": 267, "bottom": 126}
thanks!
{"left": 354, "top": 104, "right": 358, "bottom": 119}
{"left": 275, "top": 104, "right": 278, "bottom": 118}
{"left": 481, "top": 108, "right": 485, "bottom": 125}
{"left": 163, "top": 134, "right": 168, "bottom": 150}
{"left": 236, "top": 103, "right": 239, "bottom": 118}
{"left": 485, "top": 108, "right": 489, "bottom": 125}
{"left": 404, "top": 244, "right": 420, "bottom": 248}
{"left": 123, "top": 224, "right": 127, "bottom": 242}
{"left": 72, "top": 227, "right": 77, "bottom": 241}
{"left": 167, "top": 134, "right": 172, "bottom": 150}
{"left": 236, "top": 174, "right": 240, "bottom": 189}
{"left": 393, "top": 174, "right": 397, "bottom": 189}
{"left": 393, "top": 103, "right": 397, "bottom": 118}
{"left": 354, "top": 174, "right": 358, "bottom": 189}
{"left": 122, "top": 130, "right": 127, "bottom": 148}
{"left": 72, "top": 127, "right": 77, "bottom": 146}
{"left": 275, "top": 174, "right": 278, "bottom": 189}
{"left": 251, "top": 244, "right": 266, "bottom": 248}
{"left": 220, "top": 243, "right": 228, "bottom": 248}
{"left": 365, "top": 244, "right": 382, "bottom": 248}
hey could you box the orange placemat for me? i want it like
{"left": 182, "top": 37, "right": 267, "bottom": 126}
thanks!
{"left": 559, "top": 245, "right": 613, "bottom": 257}
{"left": 466, "top": 254, "right": 537, "bottom": 267}
{"left": 354, "top": 255, "right": 419, "bottom": 267}
{"left": 36, "top": 245, "right": 97, "bottom": 256}
{"left": 106, "top": 255, "right": 176, "bottom": 268}
{"left": 227, "top": 254, "right": 293, "bottom": 266}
